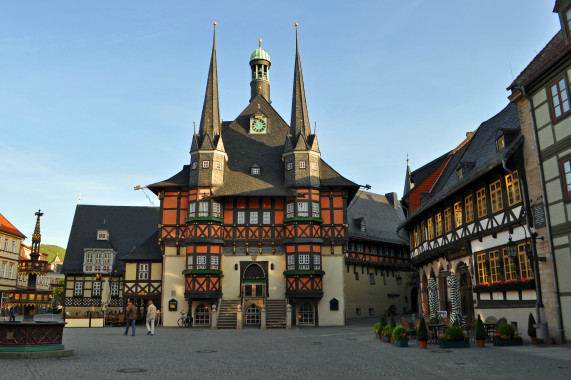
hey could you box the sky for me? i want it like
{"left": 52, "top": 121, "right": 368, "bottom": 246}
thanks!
{"left": 0, "top": 0, "right": 561, "bottom": 248}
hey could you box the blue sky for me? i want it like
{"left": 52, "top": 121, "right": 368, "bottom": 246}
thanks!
{"left": 0, "top": 1, "right": 561, "bottom": 248}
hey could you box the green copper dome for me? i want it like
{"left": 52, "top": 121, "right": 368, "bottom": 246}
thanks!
{"left": 250, "top": 41, "right": 271, "bottom": 63}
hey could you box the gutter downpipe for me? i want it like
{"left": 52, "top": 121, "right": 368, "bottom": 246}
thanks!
{"left": 501, "top": 159, "right": 547, "bottom": 342}
{"left": 520, "top": 85, "right": 565, "bottom": 344}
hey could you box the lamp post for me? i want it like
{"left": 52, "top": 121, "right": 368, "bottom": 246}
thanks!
{"left": 502, "top": 160, "right": 547, "bottom": 341}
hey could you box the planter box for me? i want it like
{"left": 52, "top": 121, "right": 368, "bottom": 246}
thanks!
{"left": 383, "top": 336, "right": 391, "bottom": 343}
{"left": 439, "top": 340, "right": 470, "bottom": 349}
{"left": 394, "top": 340, "right": 408, "bottom": 347}
{"left": 493, "top": 338, "right": 523, "bottom": 347}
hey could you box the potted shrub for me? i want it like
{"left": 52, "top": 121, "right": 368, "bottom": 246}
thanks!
{"left": 493, "top": 323, "right": 523, "bottom": 346}
{"left": 374, "top": 322, "right": 381, "bottom": 339}
{"left": 417, "top": 318, "right": 428, "bottom": 349}
{"left": 382, "top": 326, "right": 392, "bottom": 343}
{"left": 439, "top": 326, "right": 470, "bottom": 348}
{"left": 476, "top": 315, "right": 487, "bottom": 347}
{"left": 528, "top": 313, "right": 537, "bottom": 344}
{"left": 392, "top": 326, "right": 409, "bottom": 347}
{"left": 389, "top": 315, "right": 396, "bottom": 330}
{"left": 380, "top": 313, "right": 387, "bottom": 330}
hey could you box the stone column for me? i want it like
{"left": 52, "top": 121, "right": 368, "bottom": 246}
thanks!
{"left": 211, "top": 304, "right": 217, "bottom": 330}
{"left": 236, "top": 305, "right": 242, "bottom": 329}
{"left": 286, "top": 304, "right": 292, "bottom": 329}
{"left": 261, "top": 305, "right": 266, "bottom": 330}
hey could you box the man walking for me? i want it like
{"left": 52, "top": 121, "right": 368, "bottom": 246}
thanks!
{"left": 146, "top": 300, "right": 157, "bottom": 336}
{"left": 124, "top": 300, "right": 137, "bottom": 336}
{"left": 9, "top": 306, "right": 17, "bottom": 322}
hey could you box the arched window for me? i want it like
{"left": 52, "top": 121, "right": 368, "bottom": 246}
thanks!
{"left": 245, "top": 304, "right": 261, "bottom": 326}
{"left": 298, "top": 303, "right": 314, "bottom": 325}
{"left": 194, "top": 304, "right": 210, "bottom": 326}
{"left": 243, "top": 264, "right": 265, "bottom": 279}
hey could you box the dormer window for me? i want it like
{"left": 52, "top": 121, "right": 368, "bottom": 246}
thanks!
{"left": 496, "top": 135, "right": 505, "bottom": 151}
{"left": 287, "top": 162, "right": 293, "bottom": 171}
{"left": 360, "top": 220, "right": 366, "bottom": 232}
{"left": 97, "top": 230, "right": 109, "bottom": 241}
{"left": 192, "top": 162, "right": 197, "bottom": 170}
{"left": 251, "top": 166, "right": 261, "bottom": 175}
{"left": 457, "top": 168, "right": 463, "bottom": 179}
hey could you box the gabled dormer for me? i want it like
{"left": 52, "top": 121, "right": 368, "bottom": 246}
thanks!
{"left": 96, "top": 224, "right": 109, "bottom": 241}
{"left": 554, "top": 0, "right": 571, "bottom": 43}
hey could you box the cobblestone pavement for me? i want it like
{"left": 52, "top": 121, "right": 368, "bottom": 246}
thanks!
{"left": 2, "top": 315, "right": 570, "bottom": 379}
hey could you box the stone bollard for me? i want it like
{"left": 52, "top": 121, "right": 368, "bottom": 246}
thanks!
{"left": 236, "top": 305, "right": 242, "bottom": 329}
{"left": 286, "top": 304, "right": 292, "bottom": 329}
{"left": 261, "top": 305, "right": 266, "bottom": 330}
{"left": 211, "top": 304, "right": 217, "bottom": 330}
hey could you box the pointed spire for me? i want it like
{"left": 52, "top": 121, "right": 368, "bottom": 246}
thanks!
{"left": 198, "top": 22, "right": 221, "bottom": 140}
{"left": 31, "top": 209, "right": 43, "bottom": 261}
{"left": 290, "top": 22, "right": 311, "bottom": 143}
{"left": 404, "top": 156, "right": 414, "bottom": 195}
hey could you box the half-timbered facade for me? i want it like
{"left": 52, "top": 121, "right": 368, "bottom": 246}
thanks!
{"left": 147, "top": 26, "right": 360, "bottom": 327}
{"left": 344, "top": 191, "right": 414, "bottom": 318}
{"left": 402, "top": 103, "right": 544, "bottom": 339}
{"left": 506, "top": 0, "right": 571, "bottom": 343}
{"left": 0, "top": 212, "right": 26, "bottom": 309}
{"left": 61, "top": 205, "right": 159, "bottom": 319}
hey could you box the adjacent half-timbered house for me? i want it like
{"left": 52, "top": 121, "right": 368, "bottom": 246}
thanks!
{"left": 147, "top": 26, "right": 360, "bottom": 328}
{"left": 121, "top": 231, "right": 162, "bottom": 321}
{"left": 344, "top": 191, "right": 414, "bottom": 318}
{"left": 505, "top": 0, "right": 571, "bottom": 343}
{"left": 401, "top": 103, "right": 544, "bottom": 339}
{"left": 61, "top": 205, "right": 159, "bottom": 319}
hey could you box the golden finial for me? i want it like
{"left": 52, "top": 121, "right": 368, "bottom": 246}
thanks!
{"left": 259, "top": 38, "right": 262, "bottom": 47}
{"left": 294, "top": 22, "right": 298, "bottom": 27}
{"left": 213, "top": 21, "right": 217, "bottom": 26}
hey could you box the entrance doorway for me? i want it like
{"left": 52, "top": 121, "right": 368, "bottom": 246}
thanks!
{"left": 457, "top": 262, "right": 475, "bottom": 322}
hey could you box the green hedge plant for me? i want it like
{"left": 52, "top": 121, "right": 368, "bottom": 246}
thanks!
{"left": 417, "top": 319, "right": 428, "bottom": 342}
{"left": 528, "top": 313, "right": 536, "bottom": 338}
{"left": 496, "top": 323, "right": 519, "bottom": 340}
{"left": 476, "top": 315, "right": 487, "bottom": 341}
{"left": 392, "top": 326, "right": 409, "bottom": 341}
{"left": 443, "top": 326, "right": 466, "bottom": 342}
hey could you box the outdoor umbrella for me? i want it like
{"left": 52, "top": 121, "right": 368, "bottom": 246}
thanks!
{"left": 448, "top": 272, "right": 465, "bottom": 327}
{"left": 428, "top": 277, "right": 439, "bottom": 320}
{"left": 101, "top": 278, "right": 111, "bottom": 306}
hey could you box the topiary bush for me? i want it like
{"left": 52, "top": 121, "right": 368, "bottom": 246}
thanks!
{"left": 374, "top": 322, "right": 381, "bottom": 334}
{"left": 444, "top": 326, "right": 465, "bottom": 342}
{"left": 417, "top": 318, "right": 428, "bottom": 342}
{"left": 392, "top": 326, "right": 408, "bottom": 341}
{"left": 382, "top": 325, "right": 392, "bottom": 337}
{"left": 380, "top": 313, "right": 387, "bottom": 330}
{"left": 389, "top": 315, "right": 396, "bottom": 330}
{"left": 476, "top": 315, "right": 487, "bottom": 341}
{"left": 528, "top": 313, "right": 536, "bottom": 338}
{"left": 496, "top": 323, "right": 516, "bottom": 340}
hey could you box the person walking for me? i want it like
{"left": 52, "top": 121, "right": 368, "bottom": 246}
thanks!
{"left": 124, "top": 300, "right": 137, "bottom": 336}
{"left": 146, "top": 300, "right": 157, "bottom": 336}
{"left": 9, "top": 306, "right": 17, "bottom": 322}
{"left": 1, "top": 307, "right": 7, "bottom": 322}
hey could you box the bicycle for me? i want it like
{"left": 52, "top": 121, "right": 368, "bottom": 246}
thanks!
{"left": 177, "top": 311, "right": 192, "bottom": 328}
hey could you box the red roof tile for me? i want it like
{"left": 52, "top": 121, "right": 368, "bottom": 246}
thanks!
{"left": 0, "top": 212, "right": 26, "bottom": 239}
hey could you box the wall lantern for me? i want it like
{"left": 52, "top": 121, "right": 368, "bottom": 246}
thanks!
{"left": 505, "top": 236, "right": 518, "bottom": 259}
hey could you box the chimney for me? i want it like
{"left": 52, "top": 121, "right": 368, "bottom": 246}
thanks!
{"left": 385, "top": 192, "right": 399, "bottom": 209}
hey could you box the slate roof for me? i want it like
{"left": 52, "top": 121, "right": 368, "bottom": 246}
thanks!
{"left": 508, "top": 31, "right": 571, "bottom": 90}
{"left": 121, "top": 231, "right": 161, "bottom": 261}
{"left": 0, "top": 212, "right": 26, "bottom": 239}
{"left": 347, "top": 191, "right": 409, "bottom": 245}
{"left": 61, "top": 205, "right": 160, "bottom": 274}
{"left": 401, "top": 103, "right": 522, "bottom": 228}
{"left": 148, "top": 94, "right": 359, "bottom": 198}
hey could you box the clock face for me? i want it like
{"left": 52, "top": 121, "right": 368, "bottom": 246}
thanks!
{"left": 250, "top": 116, "right": 267, "bottom": 134}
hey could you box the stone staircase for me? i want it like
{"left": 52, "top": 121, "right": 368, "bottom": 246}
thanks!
{"left": 265, "top": 299, "right": 287, "bottom": 328}
{"left": 217, "top": 300, "right": 240, "bottom": 329}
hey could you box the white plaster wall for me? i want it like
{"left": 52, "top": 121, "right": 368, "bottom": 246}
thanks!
{"left": 319, "top": 251, "right": 345, "bottom": 326}
{"left": 475, "top": 307, "right": 535, "bottom": 340}
{"left": 162, "top": 247, "right": 185, "bottom": 327}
